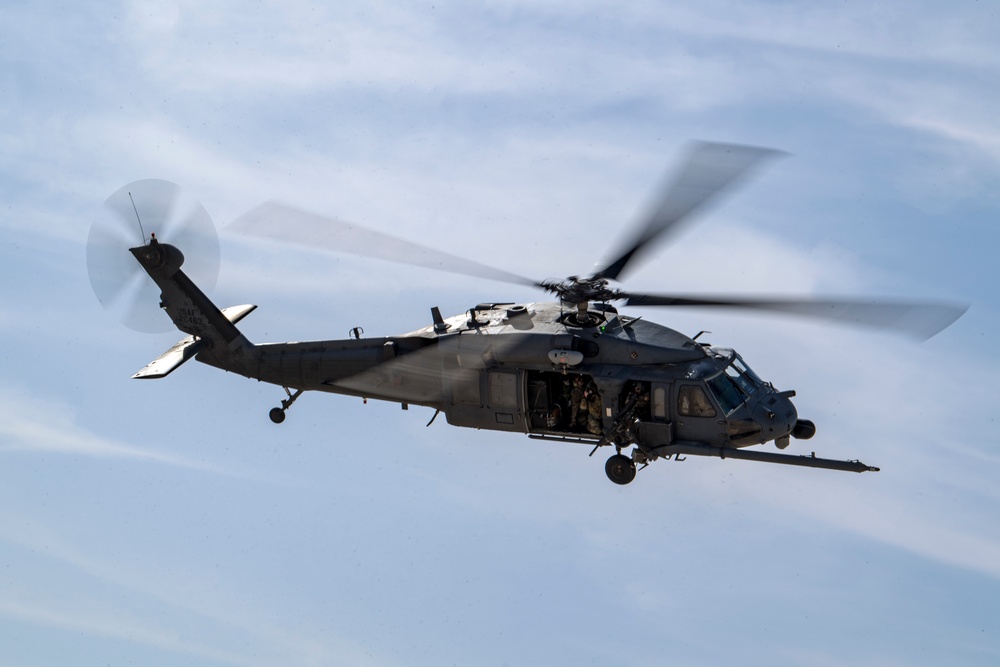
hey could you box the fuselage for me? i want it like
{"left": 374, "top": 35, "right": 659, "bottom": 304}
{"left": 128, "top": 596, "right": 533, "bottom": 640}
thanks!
{"left": 223, "top": 301, "right": 798, "bottom": 452}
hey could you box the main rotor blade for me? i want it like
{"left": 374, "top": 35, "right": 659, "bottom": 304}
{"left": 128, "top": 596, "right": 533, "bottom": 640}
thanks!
{"left": 623, "top": 293, "right": 969, "bottom": 341}
{"left": 594, "top": 142, "right": 782, "bottom": 282}
{"left": 229, "top": 201, "right": 541, "bottom": 288}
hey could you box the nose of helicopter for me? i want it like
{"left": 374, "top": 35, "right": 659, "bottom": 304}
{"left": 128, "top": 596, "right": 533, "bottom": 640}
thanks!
{"left": 753, "top": 391, "right": 798, "bottom": 443}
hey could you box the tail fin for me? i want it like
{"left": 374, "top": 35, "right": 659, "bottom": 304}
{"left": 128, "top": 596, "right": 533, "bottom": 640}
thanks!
{"left": 130, "top": 239, "right": 256, "bottom": 373}
{"left": 130, "top": 240, "right": 249, "bottom": 344}
{"left": 133, "top": 305, "right": 257, "bottom": 379}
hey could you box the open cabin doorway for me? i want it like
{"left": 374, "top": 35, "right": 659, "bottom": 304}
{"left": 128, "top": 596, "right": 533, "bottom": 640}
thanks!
{"left": 527, "top": 370, "right": 602, "bottom": 435}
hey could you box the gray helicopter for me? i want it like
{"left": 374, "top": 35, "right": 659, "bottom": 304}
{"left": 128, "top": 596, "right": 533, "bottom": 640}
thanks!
{"left": 92, "top": 142, "right": 967, "bottom": 484}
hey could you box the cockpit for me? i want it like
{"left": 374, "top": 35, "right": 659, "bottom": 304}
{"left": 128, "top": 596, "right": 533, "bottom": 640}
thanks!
{"left": 685, "top": 348, "right": 767, "bottom": 416}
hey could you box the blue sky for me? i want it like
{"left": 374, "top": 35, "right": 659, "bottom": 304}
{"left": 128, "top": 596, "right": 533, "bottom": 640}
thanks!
{"left": 2, "top": 1, "right": 999, "bottom": 665}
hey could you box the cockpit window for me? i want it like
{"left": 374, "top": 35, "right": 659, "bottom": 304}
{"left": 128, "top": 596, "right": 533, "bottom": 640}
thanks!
{"left": 724, "top": 365, "right": 756, "bottom": 395}
{"left": 706, "top": 374, "right": 744, "bottom": 415}
{"left": 726, "top": 366, "right": 756, "bottom": 396}
{"left": 720, "top": 355, "right": 763, "bottom": 398}
{"left": 733, "top": 355, "right": 764, "bottom": 386}
{"left": 685, "top": 360, "right": 721, "bottom": 380}
{"left": 678, "top": 385, "right": 717, "bottom": 417}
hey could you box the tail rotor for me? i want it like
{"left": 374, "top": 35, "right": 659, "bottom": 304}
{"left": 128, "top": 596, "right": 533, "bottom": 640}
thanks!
{"left": 87, "top": 179, "right": 220, "bottom": 333}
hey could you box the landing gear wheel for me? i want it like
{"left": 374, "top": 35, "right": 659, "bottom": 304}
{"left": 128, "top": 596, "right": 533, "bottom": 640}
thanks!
{"left": 269, "top": 387, "right": 303, "bottom": 424}
{"left": 605, "top": 453, "right": 636, "bottom": 485}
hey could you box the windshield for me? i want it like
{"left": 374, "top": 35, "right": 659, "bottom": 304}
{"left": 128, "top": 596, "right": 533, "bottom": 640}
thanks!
{"left": 733, "top": 355, "right": 764, "bottom": 386}
{"left": 723, "top": 356, "right": 762, "bottom": 396}
{"left": 706, "top": 374, "right": 744, "bottom": 415}
{"left": 705, "top": 355, "right": 765, "bottom": 414}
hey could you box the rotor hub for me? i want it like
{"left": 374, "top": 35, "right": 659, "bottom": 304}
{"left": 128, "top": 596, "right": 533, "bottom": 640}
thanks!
{"left": 539, "top": 276, "right": 624, "bottom": 306}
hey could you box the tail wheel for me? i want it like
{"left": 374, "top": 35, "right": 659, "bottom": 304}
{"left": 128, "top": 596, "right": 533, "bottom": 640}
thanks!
{"left": 605, "top": 453, "right": 636, "bottom": 485}
{"left": 269, "top": 387, "right": 303, "bottom": 424}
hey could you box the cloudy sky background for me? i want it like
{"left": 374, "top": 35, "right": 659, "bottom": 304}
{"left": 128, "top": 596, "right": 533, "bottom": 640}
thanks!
{"left": 2, "top": 1, "right": 999, "bottom": 665}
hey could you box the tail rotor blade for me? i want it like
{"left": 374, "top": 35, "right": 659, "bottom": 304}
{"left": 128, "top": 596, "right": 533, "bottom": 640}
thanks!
{"left": 87, "top": 180, "right": 220, "bottom": 333}
{"left": 86, "top": 214, "right": 144, "bottom": 310}
{"left": 121, "top": 179, "right": 220, "bottom": 294}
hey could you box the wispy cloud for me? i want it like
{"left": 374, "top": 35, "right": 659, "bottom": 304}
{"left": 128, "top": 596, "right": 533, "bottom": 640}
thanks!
{"left": 0, "top": 598, "right": 258, "bottom": 667}
{"left": 0, "top": 386, "right": 225, "bottom": 472}
{"left": 0, "top": 513, "right": 392, "bottom": 667}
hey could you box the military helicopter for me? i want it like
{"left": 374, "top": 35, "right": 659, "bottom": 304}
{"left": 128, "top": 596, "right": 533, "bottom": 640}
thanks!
{"left": 88, "top": 142, "right": 967, "bottom": 484}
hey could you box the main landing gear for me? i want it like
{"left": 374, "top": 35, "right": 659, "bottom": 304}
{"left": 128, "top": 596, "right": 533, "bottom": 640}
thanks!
{"left": 269, "top": 387, "right": 303, "bottom": 424}
{"left": 605, "top": 453, "right": 637, "bottom": 485}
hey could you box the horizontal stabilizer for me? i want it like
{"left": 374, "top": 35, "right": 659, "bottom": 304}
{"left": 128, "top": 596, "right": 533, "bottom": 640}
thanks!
{"left": 132, "top": 304, "right": 257, "bottom": 379}
{"left": 132, "top": 335, "right": 202, "bottom": 379}
{"left": 218, "top": 304, "right": 257, "bottom": 325}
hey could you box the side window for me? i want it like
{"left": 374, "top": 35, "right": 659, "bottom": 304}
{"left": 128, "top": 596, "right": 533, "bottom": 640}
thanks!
{"left": 489, "top": 371, "right": 518, "bottom": 408}
{"left": 678, "top": 385, "right": 717, "bottom": 418}
{"left": 652, "top": 386, "right": 667, "bottom": 419}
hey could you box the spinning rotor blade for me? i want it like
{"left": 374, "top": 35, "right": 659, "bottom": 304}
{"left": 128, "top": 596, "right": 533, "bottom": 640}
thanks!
{"left": 594, "top": 142, "right": 781, "bottom": 282}
{"left": 229, "top": 201, "right": 541, "bottom": 289}
{"left": 87, "top": 179, "right": 220, "bottom": 333}
{"left": 623, "top": 292, "right": 969, "bottom": 341}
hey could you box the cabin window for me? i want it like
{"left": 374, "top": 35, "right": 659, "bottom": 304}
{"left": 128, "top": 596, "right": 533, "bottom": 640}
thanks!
{"left": 489, "top": 371, "right": 518, "bottom": 408}
{"left": 652, "top": 386, "right": 666, "bottom": 419}
{"left": 678, "top": 385, "right": 716, "bottom": 418}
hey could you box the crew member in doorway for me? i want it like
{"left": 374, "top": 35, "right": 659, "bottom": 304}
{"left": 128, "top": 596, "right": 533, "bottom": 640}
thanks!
{"left": 585, "top": 383, "right": 602, "bottom": 435}
{"left": 570, "top": 375, "right": 586, "bottom": 432}
{"left": 634, "top": 383, "right": 650, "bottom": 421}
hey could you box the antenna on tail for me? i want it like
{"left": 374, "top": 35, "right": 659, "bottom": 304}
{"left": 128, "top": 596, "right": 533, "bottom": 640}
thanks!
{"left": 128, "top": 192, "right": 147, "bottom": 244}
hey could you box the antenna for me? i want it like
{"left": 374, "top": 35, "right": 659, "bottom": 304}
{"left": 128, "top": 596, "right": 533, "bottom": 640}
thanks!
{"left": 128, "top": 192, "right": 147, "bottom": 244}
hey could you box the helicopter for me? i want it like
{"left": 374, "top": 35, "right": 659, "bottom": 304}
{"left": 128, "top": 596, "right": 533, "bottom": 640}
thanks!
{"left": 89, "top": 142, "right": 968, "bottom": 484}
